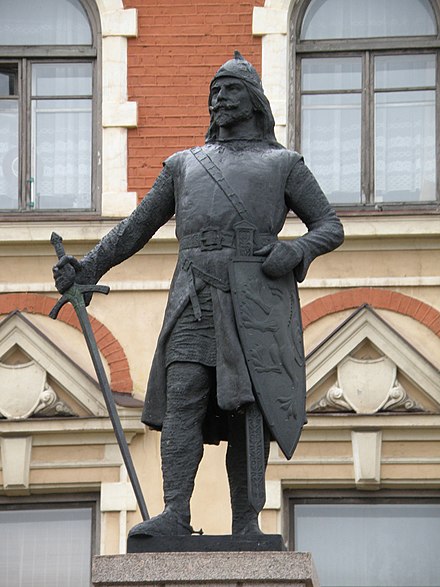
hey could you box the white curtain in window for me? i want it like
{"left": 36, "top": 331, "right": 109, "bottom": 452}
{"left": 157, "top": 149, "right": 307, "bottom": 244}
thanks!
{"left": 0, "top": 508, "right": 92, "bottom": 587}
{"left": 0, "top": 0, "right": 92, "bottom": 45}
{"left": 295, "top": 503, "right": 440, "bottom": 587}
{"left": 302, "top": 0, "right": 436, "bottom": 39}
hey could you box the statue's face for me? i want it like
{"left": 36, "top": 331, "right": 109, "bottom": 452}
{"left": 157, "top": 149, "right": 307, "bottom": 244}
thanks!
{"left": 210, "top": 77, "right": 254, "bottom": 128}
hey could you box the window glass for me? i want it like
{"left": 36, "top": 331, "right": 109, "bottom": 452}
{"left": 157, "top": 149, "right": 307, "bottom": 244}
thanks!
{"left": 375, "top": 90, "right": 436, "bottom": 202}
{"left": 302, "top": 57, "right": 362, "bottom": 91}
{"left": 32, "top": 63, "right": 93, "bottom": 96}
{"left": 0, "top": 100, "right": 19, "bottom": 209}
{"left": 294, "top": 503, "right": 440, "bottom": 586}
{"left": 0, "top": 507, "right": 92, "bottom": 587}
{"left": 0, "top": 0, "right": 92, "bottom": 46}
{"left": 375, "top": 53, "right": 436, "bottom": 89}
{"left": 32, "top": 98, "right": 92, "bottom": 209}
{"left": 0, "top": 64, "right": 18, "bottom": 96}
{"left": 302, "top": 0, "right": 437, "bottom": 40}
{"left": 301, "top": 56, "right": 362, "bottom": 204}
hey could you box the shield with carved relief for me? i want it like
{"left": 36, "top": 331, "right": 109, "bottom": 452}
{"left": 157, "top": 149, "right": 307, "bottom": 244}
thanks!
{"left": 0, "top": 360, "right": 46, "bottom": 419}
{"left": 338, "top": 356, "right": 396, "bottom": 414}
{"left": 229, "top": 257, "right": 306, "bottom": 460}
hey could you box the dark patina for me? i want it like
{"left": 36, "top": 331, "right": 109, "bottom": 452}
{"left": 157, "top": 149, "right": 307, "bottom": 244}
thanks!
{"left": 53, "top": 52, "right": 344, "bottom": 544}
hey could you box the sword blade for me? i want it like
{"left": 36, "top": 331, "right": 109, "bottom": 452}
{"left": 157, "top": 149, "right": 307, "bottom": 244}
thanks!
{"left": 73, "top": 292, "right": 149, "bottom": 522}
{"left": 245, "top": 402, "right": 266, "bottom": 513}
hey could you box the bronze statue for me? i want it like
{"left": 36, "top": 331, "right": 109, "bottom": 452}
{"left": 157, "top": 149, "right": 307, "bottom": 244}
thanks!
{"left": 53, "top": 52, "right": 344, "bottom": 538}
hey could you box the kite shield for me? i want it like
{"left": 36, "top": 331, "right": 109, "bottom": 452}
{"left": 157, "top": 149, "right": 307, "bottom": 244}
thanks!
{"left": 229, "top": 257, "right": 306, "bottom": 460}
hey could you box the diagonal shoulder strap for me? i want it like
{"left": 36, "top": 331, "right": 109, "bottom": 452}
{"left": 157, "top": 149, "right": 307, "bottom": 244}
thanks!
{"left": 190, "top": 146, "right": 253, "bottom": 224}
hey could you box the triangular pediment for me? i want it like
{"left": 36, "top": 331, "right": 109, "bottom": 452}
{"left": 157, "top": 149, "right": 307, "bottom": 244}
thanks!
{"left": 306, "top": 305, "right": 440, "bottom": 414}
{"left": 0, "top": 311, "right": 106, "bottom": 419}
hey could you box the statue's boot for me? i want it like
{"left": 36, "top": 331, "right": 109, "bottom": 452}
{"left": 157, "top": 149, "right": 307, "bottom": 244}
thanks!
{"left": 128, "top": 507, "right": 193, "bottom": 537}
{"left": 129, "top": 362, "right": 212, "bottom": 537}
{"left": 226, "top": 410, "right": 270, "bottom": 535}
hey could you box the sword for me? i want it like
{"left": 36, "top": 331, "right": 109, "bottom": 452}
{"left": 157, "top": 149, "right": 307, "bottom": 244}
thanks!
{"left": 234, "top": 221, "right": 266, "bottom": 514}
{"left": 50, "top": 232, "right": 149, "bottom": 522}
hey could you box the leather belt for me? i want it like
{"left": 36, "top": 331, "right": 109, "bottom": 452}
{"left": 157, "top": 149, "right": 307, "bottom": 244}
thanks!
{"left": 180, "top": 228, "right": 276, "bottom": 252}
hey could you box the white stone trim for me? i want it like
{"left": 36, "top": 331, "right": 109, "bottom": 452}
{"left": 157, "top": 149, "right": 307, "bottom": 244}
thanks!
{"left": 101, "top": 481, "right": 137, "bottom": 512}
{"left": 351, "top": 430, "right": 382, "bottom": 488}
{"left": 264, "top": 479, "right": 282, "bottom": 509}
{"left": 98, "top": 1, "right": 138, "bottom": 217}
{"left": 0, "top": 436, "right": 32, "bottom": 494}
{"left": 3, "top": 275, "right": 440, "bottom": 296}
{"left": 101, "top": 8, "right": 137, "bottom": 37}
{"left": 1, "top": 213, "right": 439, "bottom": 244}
{"left": 252, "top": 2, "right": 292, "bottom": 145}
{"left": 253, "top": 7, "right": 288, "bottom": 35}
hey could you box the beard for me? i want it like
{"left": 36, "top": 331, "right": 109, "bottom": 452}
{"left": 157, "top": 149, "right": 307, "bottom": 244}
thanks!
{"left": 210, "top": 101, "right": 254, "bottom": 128}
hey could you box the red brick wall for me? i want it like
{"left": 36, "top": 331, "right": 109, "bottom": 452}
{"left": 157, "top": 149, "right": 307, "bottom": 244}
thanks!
{"left": 123, "top": 0, "right": 264, "bottom": 200}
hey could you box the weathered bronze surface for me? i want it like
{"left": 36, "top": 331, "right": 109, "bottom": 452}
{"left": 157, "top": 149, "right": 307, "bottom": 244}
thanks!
{"left": 52, "top": 51, "right": 344, "bottom": 542}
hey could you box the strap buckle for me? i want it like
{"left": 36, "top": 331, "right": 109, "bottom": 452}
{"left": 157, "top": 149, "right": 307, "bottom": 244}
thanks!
{"left": 200, "top": 228, "right": 223, "bottom": 251}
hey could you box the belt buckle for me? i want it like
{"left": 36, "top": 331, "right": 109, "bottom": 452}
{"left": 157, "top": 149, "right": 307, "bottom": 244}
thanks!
{"left": 200, "top": 228, "right": 222, "bottom": 251}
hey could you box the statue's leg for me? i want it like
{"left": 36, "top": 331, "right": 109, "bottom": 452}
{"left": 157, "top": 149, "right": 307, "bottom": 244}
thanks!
{"left": 226, "top": 410, "right": 270, "bottom": 535}
{"left": 129, "top": 362, "right": 212, "bottom": 537}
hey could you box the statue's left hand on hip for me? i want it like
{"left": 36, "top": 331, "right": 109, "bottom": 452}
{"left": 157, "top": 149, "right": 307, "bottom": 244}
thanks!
{"left": 255, "top": 241, "right": 302, "bottom": 278}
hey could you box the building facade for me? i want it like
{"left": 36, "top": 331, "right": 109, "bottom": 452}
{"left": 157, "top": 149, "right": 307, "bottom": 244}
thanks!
{"left": 0, "top": 1, "right": 439, "bottom": 585}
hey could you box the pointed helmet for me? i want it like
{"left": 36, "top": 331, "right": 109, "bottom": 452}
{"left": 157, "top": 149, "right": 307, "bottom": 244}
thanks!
{"left": 211, "top": 51, "right": 263, "bottom": 90}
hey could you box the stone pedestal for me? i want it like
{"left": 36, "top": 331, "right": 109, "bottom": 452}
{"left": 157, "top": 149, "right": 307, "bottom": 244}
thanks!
{"left": 92, "top": 551, "right": 320, "bottom": 586}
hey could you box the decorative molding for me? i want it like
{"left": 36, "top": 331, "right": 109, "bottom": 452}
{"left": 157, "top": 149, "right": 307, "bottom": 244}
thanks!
{"left": 1, "top": 214, "right": 439, "bottom": 244}
{"left": 0, "top": 303, "right": 133, "bottom": 394}
{"left": 0, "top": 436, "right": 32, "bottom": 495}
{"left": 0, "top": 360, "right": 76, "bottom": 420}
{"left": 310, "top": 357, "right": 424, "bottom": 415}
{"left": 0, "top": 311, "right": 107, "bottom": 417}
{"left": 306, "top": 306, "right": 440, "bottom": 413}
{"left": 351, "top": 430, "right": 382, "bottom": 488}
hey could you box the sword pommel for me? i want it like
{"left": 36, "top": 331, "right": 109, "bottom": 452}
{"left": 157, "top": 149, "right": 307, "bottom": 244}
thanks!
{"left": 51, "top": 232, "right": 65, "bottom": 260}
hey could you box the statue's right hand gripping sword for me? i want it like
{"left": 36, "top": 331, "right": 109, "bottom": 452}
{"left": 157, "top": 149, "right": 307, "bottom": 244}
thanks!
{"left": 50, "top": 232, "right": 149, "bottom": 522}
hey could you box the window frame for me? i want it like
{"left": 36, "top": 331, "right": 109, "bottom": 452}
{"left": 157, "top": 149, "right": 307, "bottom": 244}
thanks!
{"left": 0, "top": 0, "right": 102, "bottom": 219}
{"left": 289, "top": 0, "right": 440, "bottom": 213}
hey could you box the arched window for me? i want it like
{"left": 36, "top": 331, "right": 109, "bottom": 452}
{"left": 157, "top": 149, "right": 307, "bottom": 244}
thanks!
{"left": 293, "top": 0, "right": 440, "bottom": 208}
{"left": 0, "top": 0, "right": 100, "bottom": 213}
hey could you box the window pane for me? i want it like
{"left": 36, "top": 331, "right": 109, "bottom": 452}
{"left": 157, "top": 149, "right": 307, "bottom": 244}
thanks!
{"left": 302, "top": 93, "right": 361, "bottom": 203}
{"left": 0, "top": 64, "right": 18, "bottom": 96}
{"left": 376, "top": 54, "right": 436, "bottom": 89}
{"left": 0, "top": 507, "right": 92, "bottom": 587}
{"left": 0, "top": 101, "right": 19, "bottom": 210}
{"left": 375, "top": 90, "right": 435, "bottom": 202}
{"left": 32, "top": 63, "right": 93, "bottom": 97}
{"left": 294, "top": 504, "right": 440, "bottom": 586}
{"left": 32, "top": 99, "right": 92, "bottom": 210}
{"left": 302, "top": 58, "right": 362, "bottom": 91}
{"left": 302, "top": 0, "right": 436, "bottom": 39}
{"left": 0, "top": 0, "right": 92, "bottom": 45}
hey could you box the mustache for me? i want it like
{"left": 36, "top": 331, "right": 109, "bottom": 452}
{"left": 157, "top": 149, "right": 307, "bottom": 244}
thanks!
{"left": 209, "top": 101, "right": 240, "bottom": 113}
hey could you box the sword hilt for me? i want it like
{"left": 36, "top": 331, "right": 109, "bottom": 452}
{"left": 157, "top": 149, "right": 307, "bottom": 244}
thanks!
{"left": 50, "top": 232, "right": 110, "bottom": 320}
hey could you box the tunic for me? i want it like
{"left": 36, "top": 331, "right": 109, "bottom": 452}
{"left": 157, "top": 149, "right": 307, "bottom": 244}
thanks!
{"left": 77, "top": 140, "right": 344, "bottom": 442}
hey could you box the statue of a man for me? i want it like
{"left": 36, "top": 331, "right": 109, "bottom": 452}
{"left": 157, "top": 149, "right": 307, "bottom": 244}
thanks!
{"left": 53, "top": 52, "right": 344, "bottom": 537}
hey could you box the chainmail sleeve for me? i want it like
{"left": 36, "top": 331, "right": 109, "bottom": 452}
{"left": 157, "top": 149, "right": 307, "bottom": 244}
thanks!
{"left": 285, "top": 156, "right": 344, "bottom": 282}
{"left": 77, "top": 164, "right": 176, "bottom": 285}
